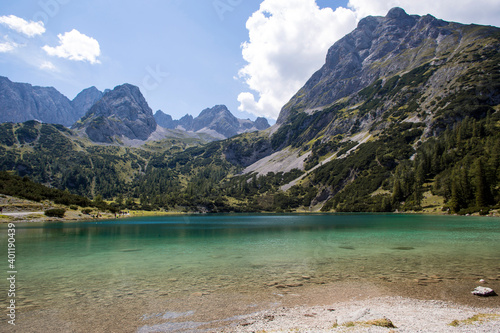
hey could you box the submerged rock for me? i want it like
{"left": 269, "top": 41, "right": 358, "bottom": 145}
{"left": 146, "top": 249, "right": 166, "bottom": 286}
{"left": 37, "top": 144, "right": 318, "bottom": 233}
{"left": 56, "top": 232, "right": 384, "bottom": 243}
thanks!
{"left": 392, "top": 247, "right": 415, "bottom": 250}
{"left": 471, "top": 286, "right": 497, "bottom": 297}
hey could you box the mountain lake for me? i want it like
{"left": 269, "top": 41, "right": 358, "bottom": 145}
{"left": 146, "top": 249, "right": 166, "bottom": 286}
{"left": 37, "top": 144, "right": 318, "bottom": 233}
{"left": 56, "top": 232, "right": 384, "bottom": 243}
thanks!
{"left": 1, "top": 213, "right": 499, "bottom": 331}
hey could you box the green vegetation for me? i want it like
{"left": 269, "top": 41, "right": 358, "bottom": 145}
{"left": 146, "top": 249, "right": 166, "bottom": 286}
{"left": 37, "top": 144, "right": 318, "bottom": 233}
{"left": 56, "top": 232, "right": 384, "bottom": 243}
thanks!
{"left": 0, "top": 171, "right": 91, "bottom": 207}
{"left": 449, "top": 314, "right": 500, "bottom": 327}
{"left": 314, "top": 122, "right": 422, "bottom": 212}
{"left": 44, "top": 208, "right": 66, "bottom": 218}
{"left": 0, "top": 171, "right": 114, "bottom": 213}
{"left": 340, "top": 318, "right": 396, "bottom": 328}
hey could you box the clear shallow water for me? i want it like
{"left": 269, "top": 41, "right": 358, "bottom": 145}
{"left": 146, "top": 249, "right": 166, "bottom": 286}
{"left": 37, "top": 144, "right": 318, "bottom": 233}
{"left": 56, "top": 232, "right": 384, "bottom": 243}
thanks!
{"left": 1, "top": 213, "right": 499, "bottom": 330}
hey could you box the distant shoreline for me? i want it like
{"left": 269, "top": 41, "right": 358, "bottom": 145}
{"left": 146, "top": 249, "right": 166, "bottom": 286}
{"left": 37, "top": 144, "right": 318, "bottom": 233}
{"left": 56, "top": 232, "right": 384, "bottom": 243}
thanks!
{"left": 2, "top": 208, "right": 499, "bottom": 224}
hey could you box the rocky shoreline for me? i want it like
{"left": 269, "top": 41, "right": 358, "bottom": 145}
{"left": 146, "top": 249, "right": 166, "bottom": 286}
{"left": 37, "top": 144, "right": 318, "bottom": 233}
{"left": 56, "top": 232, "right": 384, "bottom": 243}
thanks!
{"left": 214, "top": 296, "right": 500, "bottom": 332}
{"left": 131, "top": 279, "right": 500, "bottom": 333}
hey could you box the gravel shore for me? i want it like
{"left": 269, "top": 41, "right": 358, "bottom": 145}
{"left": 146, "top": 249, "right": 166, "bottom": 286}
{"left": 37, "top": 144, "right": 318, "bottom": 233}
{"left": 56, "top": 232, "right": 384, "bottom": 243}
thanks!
{"left": 217, "top": 296, "right": 500, "bottom": 332}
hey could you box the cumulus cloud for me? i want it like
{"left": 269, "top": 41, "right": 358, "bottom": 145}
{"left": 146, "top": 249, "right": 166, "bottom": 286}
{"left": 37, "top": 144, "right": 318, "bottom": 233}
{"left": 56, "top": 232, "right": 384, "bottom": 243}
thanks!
{"left": 237, "top": 0, "right": 356, "bottom": 119}
{"left": 0, "top": 15, "right": 45, "bottom": 37}
{"left": 0, "top": 41, "right": 18, "bottom": 53}
{"left": 238, "top": 0, "right": 500, "bottom": 119}
{"left": 43, "top": 29, "right": 101, "bottom": 64}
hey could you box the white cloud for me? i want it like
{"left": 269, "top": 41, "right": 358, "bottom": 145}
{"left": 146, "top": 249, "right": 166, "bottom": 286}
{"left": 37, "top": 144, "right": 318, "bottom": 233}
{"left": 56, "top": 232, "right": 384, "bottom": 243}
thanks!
{"left": 0, "top": 34, "right": 22, "bottom": 53}
{"left": 0, "top": 15, "right": 45, "bottom": 37}
{"left": 43, "top": 29, "right": 101, "bottom": 64}
{"left": 40, "top": 61, "right": 58, "bottom": 72}
{"left": 0, "top": 41, "right": 18, "bottom": 53}
{"left": 238, "top": 0, "right": 500, "bottom": 119}
{"left": 237, "top": 0, "right": 356, "bottom": 119}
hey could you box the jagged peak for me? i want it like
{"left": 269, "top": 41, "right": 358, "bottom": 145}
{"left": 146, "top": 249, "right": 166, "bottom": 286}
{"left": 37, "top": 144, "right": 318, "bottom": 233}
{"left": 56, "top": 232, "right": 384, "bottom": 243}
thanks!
{"left": 80, "top": 85, "right": 100, "bottom": 92}
{"left": 357, "top": 7, "right": 412, "bottom": 30}
{"left": 107, "top": 83, "right": 141, "bottom": 96}
{"left": 179, "top": 114, "right": 194, "bottom": 121}
{"left": 386, "top": 7, "right": 409, "bottom": 19}
{"left": 198, "top": 105, "right": 233, "bottom": 117}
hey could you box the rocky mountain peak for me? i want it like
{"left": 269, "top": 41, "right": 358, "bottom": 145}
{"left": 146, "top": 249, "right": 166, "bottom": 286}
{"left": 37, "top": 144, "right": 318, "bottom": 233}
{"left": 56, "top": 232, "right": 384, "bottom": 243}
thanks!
{"left": 94, "top": 84, "right": 152, "bottom": 119}
{"left": 193, "top": 105, "right": 239, "bottom": 135}
{"left": 386, "top": 7, "right": 410, "bottom": 20}
{"left": 178, "top": 114, "right": 194, "bottom": 130}
{"left": 154, "top": 110, "right": 174, "bottom": 128}
{"left": 254, "top": 117, "right": 271, "bottom": 130}
{"left": 277, "top": 7, "right": 463, "bottom": 124}
{"left": 71, "top": 86, "right": 103, "bottom": 117}
{"left": 73, "top": 84, "right": 157, "bottom": 143}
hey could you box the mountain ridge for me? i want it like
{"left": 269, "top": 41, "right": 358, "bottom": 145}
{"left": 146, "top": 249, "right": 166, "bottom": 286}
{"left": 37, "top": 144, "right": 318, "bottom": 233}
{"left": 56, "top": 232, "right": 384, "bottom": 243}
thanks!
{"left": 155, "top": 105, "right": 270, "bottom": 139}
{"left": 0, "top": 76, "right": 87, "bottom": 127}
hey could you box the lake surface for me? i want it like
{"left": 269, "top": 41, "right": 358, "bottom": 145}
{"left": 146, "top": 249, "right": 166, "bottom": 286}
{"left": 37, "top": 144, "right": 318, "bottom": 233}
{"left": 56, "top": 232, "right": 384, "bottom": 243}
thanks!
{"left": 1, "top": 213, "right": 499, "bottom": 331}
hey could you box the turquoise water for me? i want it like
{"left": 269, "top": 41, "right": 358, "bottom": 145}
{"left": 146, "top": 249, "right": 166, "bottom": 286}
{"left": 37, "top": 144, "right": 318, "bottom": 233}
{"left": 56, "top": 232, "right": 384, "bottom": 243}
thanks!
{"left": 1, "top": 213, "right": 499, "bottom": 330}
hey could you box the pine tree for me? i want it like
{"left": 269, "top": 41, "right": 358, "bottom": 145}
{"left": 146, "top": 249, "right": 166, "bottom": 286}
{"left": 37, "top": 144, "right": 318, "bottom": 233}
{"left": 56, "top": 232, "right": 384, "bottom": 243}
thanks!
{"left": 412, "top": 182, "right": 423, "bottom": 209}
{"left": 449, "top": 179, "right": 461, "bottom": 213}
{"left": 449, "top": 168, "right": 471, "bottom": 213}
{"left": 475, "top": 158, "right": 492, "bottom": 207}
{"left": 392, "top": 179, "right": 402, "bottom": 206}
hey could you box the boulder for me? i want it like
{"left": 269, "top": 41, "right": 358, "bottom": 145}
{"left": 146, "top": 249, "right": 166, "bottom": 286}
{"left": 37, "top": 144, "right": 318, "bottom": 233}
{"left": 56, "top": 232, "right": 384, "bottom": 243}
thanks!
{"left": 471, "top": 286, "right": 497, "bottom": 297}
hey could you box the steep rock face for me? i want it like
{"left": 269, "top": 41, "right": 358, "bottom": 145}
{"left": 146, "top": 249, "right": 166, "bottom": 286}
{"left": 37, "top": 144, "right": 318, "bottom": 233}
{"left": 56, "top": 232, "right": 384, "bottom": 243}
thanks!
{"left": 254, "top": 117, "right": 271, "bottom": 130}
{"left": 154, "top": 110, "right": 175, "bottom": 129}
{"left": 0, "top": 76, "right": 81, "bottom": 126}
{"left": 71, "top": 87, "right": 103, "bottom": 118}
{"left": 277, "top": 7, "right": 469, "bottom": 124}
{"left": 73, "top": 84, "right": 157, "bottom": 143}
{"left": 177, "top": 114, "right": 194, "bottom": 130}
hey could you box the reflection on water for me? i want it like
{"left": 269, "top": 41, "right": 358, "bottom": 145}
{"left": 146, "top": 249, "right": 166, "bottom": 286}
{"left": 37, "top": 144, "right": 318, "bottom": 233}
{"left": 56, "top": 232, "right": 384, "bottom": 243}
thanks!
{"left": 1, "top": 213, "right": 499, "bottom": 330}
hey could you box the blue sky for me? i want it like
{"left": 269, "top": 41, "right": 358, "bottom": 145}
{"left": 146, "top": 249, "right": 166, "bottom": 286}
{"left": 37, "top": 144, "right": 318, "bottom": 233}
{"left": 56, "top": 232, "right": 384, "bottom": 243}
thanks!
{"left": 0, "top": 0, "right": 498, "bottom": 122}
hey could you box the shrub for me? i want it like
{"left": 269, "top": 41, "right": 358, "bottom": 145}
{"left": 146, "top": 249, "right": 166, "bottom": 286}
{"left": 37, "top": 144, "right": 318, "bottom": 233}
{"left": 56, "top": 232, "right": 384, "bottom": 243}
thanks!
{"left": 44, "top": 208, "right": 66, "bottom": 218}
{"left": 82, "top": 208, "right": 93, "bottom": 215}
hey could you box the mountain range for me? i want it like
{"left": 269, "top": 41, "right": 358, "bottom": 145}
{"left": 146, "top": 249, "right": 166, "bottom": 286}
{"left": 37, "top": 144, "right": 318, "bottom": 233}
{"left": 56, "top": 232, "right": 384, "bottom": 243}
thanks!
{"left": 0, "top": 8, "right": 498, "bottom": 215}
{"left": 155, "top": 106, "right": 270, "bottom": 139}
{"left": 0, "top": 78, "right": 269, "bottom": 142}
{"left": 0, "top": 76, "right": 100, "bottom": 127}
